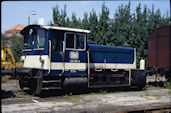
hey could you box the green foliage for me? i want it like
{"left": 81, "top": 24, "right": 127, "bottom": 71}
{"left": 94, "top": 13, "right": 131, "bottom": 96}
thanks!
{"left": 10, "top": 37, "right": 23, "bottom": 62}
{"left": 1, "top": 36, "right": 23, "bottom": 63}
{"left": 52, "top": 5, "right": 61, "bottom": 25}
{"left": 88, "top": 9, "right": 98, "bottom": 42}
{"left": 99, "top": 90, "right": 108, "bottom": 94}
{"left": 97, "top": 3, "right": 110, "bottom": 45}
{"left": 51, "top": 3, "right": 169, "bottom": 66}
{"left": 164, "top": 81, "right": 171, "bottom": 89}
{"left": 1, "top": 33, "right": 5, "bottom": 39}
{"left": 1, "top": 75, "right": 9, "bottom": 83}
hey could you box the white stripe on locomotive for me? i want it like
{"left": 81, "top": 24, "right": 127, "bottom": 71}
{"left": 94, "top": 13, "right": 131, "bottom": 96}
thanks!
{"left": 22, "top": 54, "right": 136, "bottom": 70}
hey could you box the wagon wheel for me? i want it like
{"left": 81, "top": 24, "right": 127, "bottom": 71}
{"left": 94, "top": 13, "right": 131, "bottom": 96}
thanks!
{"left": 165, "top": 71, "right": 171, "bottom": 82}
{"left": 34, "top": 70, "right": 43, "bottom": 95}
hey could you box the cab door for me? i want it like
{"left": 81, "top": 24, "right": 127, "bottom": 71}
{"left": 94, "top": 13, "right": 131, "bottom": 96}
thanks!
{"left": 50, "top": 30, "right": 63, "bottom": 74}
{"left": 64, "top": 32, "right": 87, "bottom": 75}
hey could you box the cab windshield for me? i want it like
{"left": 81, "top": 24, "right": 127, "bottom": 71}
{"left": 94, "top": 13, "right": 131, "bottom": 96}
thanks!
{"left": 37, "top": 29, "right": 45, "bottom": 48}
{"left": 23, "top": 28, "right": 46, "bottom": 50}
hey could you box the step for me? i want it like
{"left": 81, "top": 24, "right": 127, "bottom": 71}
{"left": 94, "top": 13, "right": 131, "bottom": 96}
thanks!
{"left": 90, "top": 74, "right": 127, "bottom": 78}
{"left": 89, "top": 84, "right": 130, "bottom": 88}
{"left": 42, "top": 87, "right": 61, "bottom": 90}
{"left": 42, "top": 80, "right": 61, "bottom": 83}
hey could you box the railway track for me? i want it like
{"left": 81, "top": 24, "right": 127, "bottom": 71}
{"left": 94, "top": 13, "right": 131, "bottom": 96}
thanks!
{"left": 116, "top": 106, "right": 171, "bottom": 113}
{"left": 2, "top": 78, "right": 171, "bottom": 113}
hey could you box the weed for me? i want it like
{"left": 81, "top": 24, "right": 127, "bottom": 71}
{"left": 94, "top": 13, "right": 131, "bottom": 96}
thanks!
{"left": 15, "top": 90, "right": 27, "bottom": 96}
{"left": 144, "top": 89, "right": 150, "bottom": 96}
{"left": 168, "top": 90, "right": 171, "bottom": 95}
{"left": 1, "top": 75, "right": 9, "bottom": 83}
{"left": 164, "top": 81, "right": 171, "bottom": 89}
{"left": 64, "top": 95, "right": 83, "bottom": 104}
{"left": 90, "top": 92, "right": 96, "bottom": 95}
{"left": 99, "top": 90, "right": 108, "bottom": 94}
{"left": 13, "top": 84, "right": 18, "bottom": 88}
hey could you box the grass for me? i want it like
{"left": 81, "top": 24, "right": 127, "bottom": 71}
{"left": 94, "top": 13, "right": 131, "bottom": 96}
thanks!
{"left": 64, "top": 94, "right": 83, "bottom": 104}
{"left": 90, "top": 92, "right": 96, "bottom": 95}
{"left": 164, "top": 81, "right": 171, "bottom": 89}
{"left": 168, "top": 90, "right": 171, "bottom": 95}
{"left": 99, "top": 90, "right": 108, "bottom": 94}
{"left": 14, "top": 90, "right": 27, "bottom": 96}
{"left": 143, "top": 87, "right": 150, "bottom": 96}
{"left": 13, "top": 84, "right": 18, "bottom": 88}
{"left": 1, "top": 75, "right": 10, "bottom": 83}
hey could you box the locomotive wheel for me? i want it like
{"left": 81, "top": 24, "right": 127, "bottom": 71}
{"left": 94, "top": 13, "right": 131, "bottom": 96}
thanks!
{"left": 19, "top": 80, "right": 24, "bottom": 90}
{"left": 165, "top": 71, "right": 171, "bottom": 82}
{"left": 34, "top": 78, "right": 42, "bottom": 95}
{"left": 34, "top": 70, "right": 43, "bottom": 95}
{"left": 137, "top": 85, "right": 145, "bottom": 90}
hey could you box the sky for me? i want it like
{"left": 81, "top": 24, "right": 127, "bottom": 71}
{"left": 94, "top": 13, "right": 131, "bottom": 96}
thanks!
{"left": 1, "top": 1, "right": 170, "bottom": 33}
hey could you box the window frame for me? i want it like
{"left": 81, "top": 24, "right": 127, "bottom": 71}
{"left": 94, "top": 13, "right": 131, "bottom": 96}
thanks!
{"left": 23, "top": 33, "right": 32, "bottom": 51}
{"left": 51, "top": 30, "right": 62, "bottom": 53}
{"left": 64, "top": 32, "right": 86, "bottom": 51}
{"left": 34, "top": 29, "right": 45, "bottom": 50}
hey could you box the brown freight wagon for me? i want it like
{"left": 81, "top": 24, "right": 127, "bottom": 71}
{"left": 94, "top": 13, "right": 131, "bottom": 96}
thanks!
{"left": 148, "top": 25, "right": 171, "bottom": 80}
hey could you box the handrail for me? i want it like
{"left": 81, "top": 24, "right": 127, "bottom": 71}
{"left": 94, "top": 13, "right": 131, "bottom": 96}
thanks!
{"left": 129, "top": 69, "right": 131, "bottom": 85}
{"left": 48, "top": 40, "right": 51, "bottom": 74}
{"left": 62, "top": 41, "right": 65, "bottom": 74}
{"left": 87, "top": 49, "right": 90, "bottom": 87}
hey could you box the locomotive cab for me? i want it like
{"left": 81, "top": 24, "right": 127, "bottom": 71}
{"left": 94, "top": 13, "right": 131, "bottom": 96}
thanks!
{"left": 19, "top": 25, "right": 90, "bottom": 94}
{"left": 20, "top": 25, "right": 89, "bottom": 74}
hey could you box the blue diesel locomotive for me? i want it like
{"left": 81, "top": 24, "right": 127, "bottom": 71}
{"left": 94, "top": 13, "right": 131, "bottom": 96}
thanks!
{"left": 18, "top": 25, "right": 146, "bottom": 95}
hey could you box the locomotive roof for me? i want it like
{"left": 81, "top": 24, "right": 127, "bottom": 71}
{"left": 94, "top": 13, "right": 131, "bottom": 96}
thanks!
{"left": 21, "top": 25, "right": 90, "bottom": 35}
{"left": 43, "top": 25, "right": 90, "bottom": 33}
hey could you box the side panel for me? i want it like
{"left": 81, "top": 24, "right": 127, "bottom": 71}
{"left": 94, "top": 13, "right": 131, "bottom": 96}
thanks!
{"left": 88, "top": 44, "right": 136, "bottom": 70}
{"left": 148, "top": 33, "right": 157, "bottom": 67}
{"left": 148, "top": 26, "right": 171, "bottom": 68}
{"left": 158, "top": 36, "right": 170, "bottom": 67}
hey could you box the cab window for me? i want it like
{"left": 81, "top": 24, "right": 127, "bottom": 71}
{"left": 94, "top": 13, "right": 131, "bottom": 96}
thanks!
{"left": 23, "top": 29, "right": 33, "bottom": 49}
{"left": 52, "top": 30, "right": 62, "bottom": 52}
{"left": 66, "top": 33, "right": 74, "bottom": 49}
{"left": 76, "top": 34, "right": 85, "bottom": 49}
{"left": 65, "top": 33, "right": 86, "bottom": 50}
{"left": 37, "top": 29, "right": 45, "bottom": 48}
{"left": 24, "top": 36, "right": 31, "bottom": 48}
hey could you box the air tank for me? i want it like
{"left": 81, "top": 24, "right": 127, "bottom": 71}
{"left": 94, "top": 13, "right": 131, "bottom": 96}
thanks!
{"left": 140, "top": 59, "right": 145, "bottom": 70}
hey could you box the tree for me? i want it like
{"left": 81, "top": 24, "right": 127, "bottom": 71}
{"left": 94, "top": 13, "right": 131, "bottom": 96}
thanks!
{"left": 10, "top": 37, "right": 23, "bottom": 62}
{"left": 60, "top": 5, "right": 67, "bottom": 26}
{"left": 52, "top": 5, "right": 60, "bottom": 25}
{"left": 88, "top": 9, "right": 98, "bottom": 42}
{"left": 71, "top": 12, "right": 78, "bottom": 28}
{"left": 50, "top": 3, "right": 169, "bottom": 66}
{"left": 97, "top": 3, "right": 110, "bottom": 45}
{"left": 82, "top": 12, "right": 89, "bottom": 30}
{"left": 110, "top": 2, "right": 132, "bottom": 46}
{"left": 65, "top": 17, "right": 72, "bottom": 27}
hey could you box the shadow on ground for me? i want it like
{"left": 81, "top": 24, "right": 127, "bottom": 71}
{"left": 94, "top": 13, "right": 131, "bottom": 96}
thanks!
{"left": 148, "top": 81, "right": 164, "bottom": 87}
{"left": 1, "top": 81, "right": 165, "bottom": 99}
{"left": 38, "top": 86, "right": 141, "bottom": 98}
{"left": 1, "top": 90, "right": 16, "bottom": 99}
